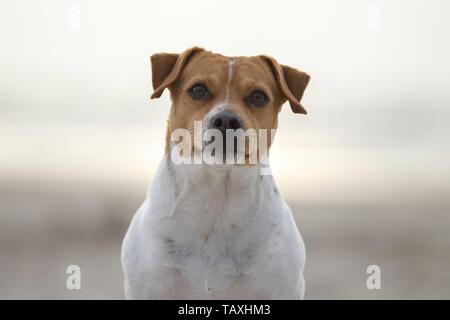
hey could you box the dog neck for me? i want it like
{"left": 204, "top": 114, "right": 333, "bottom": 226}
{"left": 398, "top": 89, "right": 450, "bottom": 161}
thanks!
{"left": 167, "top": 158, "right": 266, "bottom": 197}
{"left": 162, "top": 138, "right": 272, "bottom": 192}
{"left": 143, "top": 152, "right": 281, "bottom": 257}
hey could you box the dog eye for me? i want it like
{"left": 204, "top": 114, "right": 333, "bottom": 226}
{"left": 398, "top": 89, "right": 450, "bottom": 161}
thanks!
{"left": 188, "top": 84, "right": 210, "bottom": 100}
{"left": 247, "top": 90, "right": 268, "bottom": 107}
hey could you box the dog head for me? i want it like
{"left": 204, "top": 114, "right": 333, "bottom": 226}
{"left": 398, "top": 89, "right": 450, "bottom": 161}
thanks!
{"left": 150, "top": 47, "right": 310, "bottom": 165}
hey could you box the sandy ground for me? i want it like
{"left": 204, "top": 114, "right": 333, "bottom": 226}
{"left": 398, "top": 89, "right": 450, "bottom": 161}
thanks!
{"left": 1, "top": 180, "right": 449, "bottom": 299}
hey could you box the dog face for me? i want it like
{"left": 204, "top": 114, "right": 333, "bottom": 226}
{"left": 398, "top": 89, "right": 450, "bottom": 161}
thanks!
{"left": 150, "top": 47, "right": 310, "bottom": 164}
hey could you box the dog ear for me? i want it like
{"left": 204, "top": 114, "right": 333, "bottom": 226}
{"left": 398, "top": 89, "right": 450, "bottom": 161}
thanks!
{"left": 261, "top": 55, "right": 310, "bottom": 114}
{"left": 150, "top": 47, "right": 204, "bottom": 99}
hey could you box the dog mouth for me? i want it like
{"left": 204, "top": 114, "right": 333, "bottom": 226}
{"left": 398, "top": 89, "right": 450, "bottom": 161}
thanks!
{"left": 206, "top": 135, "right": 243, "bottom": 155}
{"left": 170, "top": 119, "right": 263, "bottom": 166}
{"left": 193, "top": 135, "right": 252, "bottom": 165}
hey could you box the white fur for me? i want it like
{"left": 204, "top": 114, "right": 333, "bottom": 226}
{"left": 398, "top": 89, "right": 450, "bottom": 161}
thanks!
{"left": 121, "top": 57, "right": 305, "bottom": 299}
{"left": 121, "top": 156, "right": 306, "bottom": 299}
{"left": 225, "top": 59, "right": 235, "bottom": 102}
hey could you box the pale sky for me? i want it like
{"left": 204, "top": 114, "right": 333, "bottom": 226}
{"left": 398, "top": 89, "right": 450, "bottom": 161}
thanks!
{"left": 1, "top": 0, "right": 450, "bottom": 204}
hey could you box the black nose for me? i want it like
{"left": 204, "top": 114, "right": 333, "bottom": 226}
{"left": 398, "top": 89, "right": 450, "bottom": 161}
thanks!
{"left": 210, "top": 110, "right": 242, "bottom": 132}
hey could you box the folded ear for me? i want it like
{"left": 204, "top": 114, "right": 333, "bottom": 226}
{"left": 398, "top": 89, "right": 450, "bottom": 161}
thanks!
{"left": 261, "top": 55, "right": 310, "bottom": 114}
{"left": 150, "top": 47, "right": 204, "bottom": 99}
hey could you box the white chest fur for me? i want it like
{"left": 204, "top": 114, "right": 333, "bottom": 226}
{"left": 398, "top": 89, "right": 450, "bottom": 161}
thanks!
{"left": 121, "top": 156, "right": 306, "bottom": 299}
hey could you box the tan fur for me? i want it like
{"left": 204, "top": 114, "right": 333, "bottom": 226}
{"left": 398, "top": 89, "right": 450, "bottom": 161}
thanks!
{"left": 149, "top": 47, "right": 310, "bottom": 154}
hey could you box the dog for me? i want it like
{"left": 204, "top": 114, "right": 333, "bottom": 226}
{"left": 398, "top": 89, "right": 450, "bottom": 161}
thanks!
{"left": 121, "top": 47, "right": 310, "bottom": 299}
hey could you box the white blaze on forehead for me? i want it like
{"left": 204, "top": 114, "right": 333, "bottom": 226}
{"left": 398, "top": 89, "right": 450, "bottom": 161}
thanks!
{"left": 225, "top": 59, "right": 235, "bottom": 102}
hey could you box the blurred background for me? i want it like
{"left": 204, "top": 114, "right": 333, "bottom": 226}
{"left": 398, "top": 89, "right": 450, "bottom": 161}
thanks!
{"left": 1, "top": 0, "right": 450, "bottom": 299}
